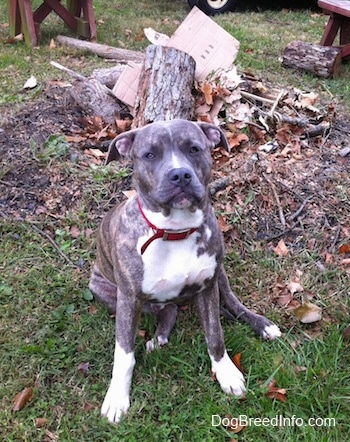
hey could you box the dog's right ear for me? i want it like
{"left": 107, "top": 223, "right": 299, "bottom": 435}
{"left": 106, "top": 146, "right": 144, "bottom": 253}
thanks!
{"left": 105, "top": 129, "right": 139, "bottom": 164}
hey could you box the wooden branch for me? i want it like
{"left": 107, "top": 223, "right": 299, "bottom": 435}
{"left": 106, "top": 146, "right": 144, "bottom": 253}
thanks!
{"left": 56, "top": 35, "right": 144, "bottom": 63}
{"left": 31, "top": 225, "right": 77, "bottom": 267}
{"left": 50, "top": 60, "right": 86, "bottom": 80}
{"left": 288, "top": 195, "right": 313, "bottom": 222}
{"left": 263, "top": 173, "right": 286, "bottom": 228}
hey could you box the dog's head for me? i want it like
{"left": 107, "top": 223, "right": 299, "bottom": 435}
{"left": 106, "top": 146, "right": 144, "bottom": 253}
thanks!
{"left": 106, "top": 120, "right": 228, "bottom": 212}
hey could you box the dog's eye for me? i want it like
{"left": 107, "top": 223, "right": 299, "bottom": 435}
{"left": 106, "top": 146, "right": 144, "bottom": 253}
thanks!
{"left": 189, "top": 146, "right": 200, "bottom": 154}
{"left": 144, "top": 152, "right": 156, "bottom": 159}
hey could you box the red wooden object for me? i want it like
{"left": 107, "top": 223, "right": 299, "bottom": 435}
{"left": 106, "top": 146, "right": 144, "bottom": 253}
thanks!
{"left": 318, "top": 0, "right": 350, "bottom": 59}
{"left": 7, "top": 0, "right": 96, "bottom": 47}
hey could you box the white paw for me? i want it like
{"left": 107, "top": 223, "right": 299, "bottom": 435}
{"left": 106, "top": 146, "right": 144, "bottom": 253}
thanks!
{"left": 146, "top": 335, "right": 168, "bottom": 353}
{"left": 210, "top": 351, "right": 246, "bottom": 397}
{"left": 101, "top": 385, "right": 130, "bottom": 424}
{"left": 262, "top": 324, "right": 281, "bottom": 340}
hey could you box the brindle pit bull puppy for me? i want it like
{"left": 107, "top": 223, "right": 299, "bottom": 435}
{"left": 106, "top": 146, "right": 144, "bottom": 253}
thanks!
{"left": 89, "top": 119, "right": 281, "bottom": 424}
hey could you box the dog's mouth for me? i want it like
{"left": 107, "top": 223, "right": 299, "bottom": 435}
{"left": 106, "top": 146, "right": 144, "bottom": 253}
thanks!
{"left": 170, "top": 192, "right": 195, "bottom": 209}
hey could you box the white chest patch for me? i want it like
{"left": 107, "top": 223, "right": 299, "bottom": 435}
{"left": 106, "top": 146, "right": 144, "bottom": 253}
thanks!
{"left": 139, "top": 232, "right": 217, "bottom": 302}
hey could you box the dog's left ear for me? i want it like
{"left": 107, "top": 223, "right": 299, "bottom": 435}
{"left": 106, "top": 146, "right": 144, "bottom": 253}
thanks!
{"left": 105, "top": 129, "right": 139, "bottom": 164}
{"left": 196, "top": 122, "right": 229, "bottom": 151}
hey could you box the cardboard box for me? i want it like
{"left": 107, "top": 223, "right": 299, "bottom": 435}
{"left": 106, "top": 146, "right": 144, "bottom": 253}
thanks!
{"left": 113, "top": 7, "right": 240, "bottom": 107}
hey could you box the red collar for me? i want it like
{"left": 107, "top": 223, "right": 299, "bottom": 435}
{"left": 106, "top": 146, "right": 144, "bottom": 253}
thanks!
{"left": 137, "top": 199, "right": 198, "bottom": 255}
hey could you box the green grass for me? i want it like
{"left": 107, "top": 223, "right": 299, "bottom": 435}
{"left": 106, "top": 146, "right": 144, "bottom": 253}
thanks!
{"left": 1, "top": 1, "right": 350, "bottom": 440}
{"left": 1, "top": 221, "right": 349, "bottom": 441}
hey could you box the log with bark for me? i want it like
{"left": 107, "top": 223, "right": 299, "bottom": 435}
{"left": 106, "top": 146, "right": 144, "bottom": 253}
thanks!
{"left": 50, "top": 61, "right": 126, "bottom": 123}
{"left": 132, "top": 45, "right": 196, "bottom": 128}
{"left": 56, "top": 35, "right": 144, "bottom": 63}
{"left": 282, "top": 41, "right": 342, "bottom": 78}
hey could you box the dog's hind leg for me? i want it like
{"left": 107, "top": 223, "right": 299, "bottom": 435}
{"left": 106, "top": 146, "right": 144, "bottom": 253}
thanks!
{"left": 89, "top": 265, "right": 117, "bottom": 315}
{"left": 145, "top": 303, "right": 178, "bottom": 352}
{"left": 218, "top": 266, "right": 281, "bottom": 340}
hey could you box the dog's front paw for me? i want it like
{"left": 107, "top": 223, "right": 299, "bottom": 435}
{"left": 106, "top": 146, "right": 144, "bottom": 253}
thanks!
{"left": 146, "top": 335, "right": 168, "bottom": 353}
{"left": 101, "top": 386, "right": 130, "bottom": 424}
{"left": 248, "top": 314, "right": 282, "bottom": 341}
{"left": 210, "top": 352, "right": 245, "bottom": 397}
{"left": 261, "top": 323, "right": 281, "bottom": 340}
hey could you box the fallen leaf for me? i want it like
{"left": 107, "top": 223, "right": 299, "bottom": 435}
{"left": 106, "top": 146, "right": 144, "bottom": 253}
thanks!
{"left": 265, "top": 380, "right": 287, "bottom": 403}
{"left": 293, "top": 364, "right": 307, "bottom": 374}
{"left": 122, "top": 189, "right": 137, "bottom": 199}
{"left": 69, "top": 225, "right": 81, "bottom": 238}
{"left": 88, "top": 304, "right": 98, "bottom": 315}
{"left": 223, "top": 414, "right": 247, "bottom": 433}
{"left": 227, "top": 133, "right": 249, "bottom": 149}
{"left": 217, "top": 214, "right": 232, "bottom": 233}
{"left": 274, "top": 239, "right": 289, "bottom": 256}
{"left": 77, "top": 362, "right": 90, "bottom": 373}
{"left": 23, "top": 75, "right": 37, "bottom": 89}
{"left": 287, "top": 281, "right": 304, "bottom": 294}
{"left": 339, "top": 244, "right": 350, "bottom": 254}
{"left": 232, "top": 353, "right": 244, "bottom": 373}
{"left": 12, "top": 387, "right": 33, "bottom": 411}
{"left": 200, "top": 81, "right": 214, "bottom": 106}
{"left": 34, "top": 417, "right": 47, "bottom": 428}
{"left": 292, "top": 301, "right": 322, "bottom": 323}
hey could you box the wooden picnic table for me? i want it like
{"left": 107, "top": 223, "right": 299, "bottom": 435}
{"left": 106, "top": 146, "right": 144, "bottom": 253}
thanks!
{"left": 318, "top": 0, "right": 350, "bottom": 59}
{"left": 7, "top": 0, "right": 96, "bottom": 47}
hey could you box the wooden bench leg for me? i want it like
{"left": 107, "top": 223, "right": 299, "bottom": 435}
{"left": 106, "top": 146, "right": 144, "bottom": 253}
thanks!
{"left": 320, "top": 14, "right": 342, "bottom": 46}
{"left": 82, "top": 0, "right": 96, "bottom": 40}
{"left": 18, "top": 0, "right": 38, "bottom": 46}
{"left": 7, "top": 0, "right": 22, "bottom": 38}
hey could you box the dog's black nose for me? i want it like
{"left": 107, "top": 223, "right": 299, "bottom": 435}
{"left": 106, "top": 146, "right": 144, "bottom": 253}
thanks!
{"left": 168, "top": 168, "right": 192, "bottom": 186}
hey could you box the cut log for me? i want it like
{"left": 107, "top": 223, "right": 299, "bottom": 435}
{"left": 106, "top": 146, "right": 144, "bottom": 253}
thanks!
{"left": 282, "top": 41, "right": 342, "bottom": 78}
{"left": 56, "top": 35, "right": 144, "bottom": 63}
{"left": 70, "top": 78, "right": 125, "bottom": 123}
{"left": 91, "top": 66, "right": 124, "bottom": 88}
{"left": 50, "top": 61, "right": 125, "bottom": 122}
{"left": 133, "top": 45, "right": 196, "bottom": 128}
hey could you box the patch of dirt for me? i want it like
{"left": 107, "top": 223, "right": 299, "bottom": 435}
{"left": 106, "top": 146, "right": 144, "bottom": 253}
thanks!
{"left": 0, "top": 82, "right": 349, "bottom": 263}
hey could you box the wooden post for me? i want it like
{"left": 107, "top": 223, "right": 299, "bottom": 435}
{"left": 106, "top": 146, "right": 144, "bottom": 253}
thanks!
{"left": 133, "top": 45, "right": 196, "bottom": 128}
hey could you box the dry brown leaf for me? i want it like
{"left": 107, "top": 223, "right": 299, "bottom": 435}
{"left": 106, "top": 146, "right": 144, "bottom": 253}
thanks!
{"left": 88, "top": 304, "right": 98, "bottom": 315}
{"left": 64, "top": 135, "right": 87, "bottom": 143}
{"left": 292, "top": 301, "right": 322, "bottom": 323}
{"left": 265, "top": 380, "right": 287, "bottom": 403}
{"left": 231, "top": 353, "right": 244, "bottom": 373}
{"left": 200, "top": 81, "right": 214, "bottom": 106}
{"left": 12, "top": 387, "right": 33, "bottom": 411}
{"left": 227, "top": 133, "right": 249, "bottom": 149}
{"left": 274, "top": 239, "right": 289, "bottom": 256}
{"left": 339, "top": 244, "right": 350, "bottom": 254}
{"left": 34, "top": 417, "right": 47, "bottom": 428}
{"left": 287, "top": 281, "right": 303, "bottom": 295}
{"left": 224, "top": 414, "right": 247, "bottom": 433}
{"left": 69, "top": 225, "right": 81, "bottom": 238}
{"left": 217, "top": 214, "right": 232, "bottom": 233}
{"left": 77, "top": 362, "right": 90, "bottom": 373}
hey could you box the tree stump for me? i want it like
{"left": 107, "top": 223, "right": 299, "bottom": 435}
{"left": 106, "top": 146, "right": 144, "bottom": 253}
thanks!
{"left": 133, "top": 45, "right": 196, "bottom": 128}
{"left": 282, "top": 41, "right": 342, "bottom": 78}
